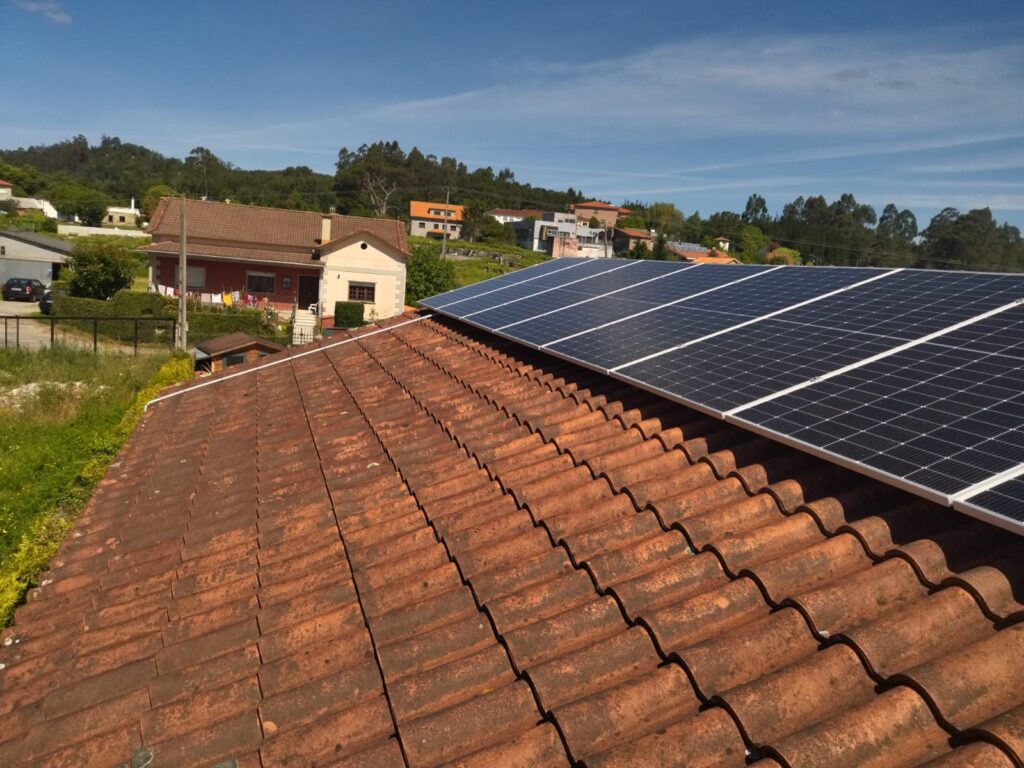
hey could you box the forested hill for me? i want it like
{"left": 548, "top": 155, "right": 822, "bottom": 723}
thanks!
{"left": 0, "top": 135, "right": 584, "bottom": 218}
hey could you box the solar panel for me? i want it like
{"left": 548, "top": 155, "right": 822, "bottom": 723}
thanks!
{"left": 421, "top": 257, "right": 588, "bottom": 310}
{"left": 618, "top": 269, "right": 1024, "bottom": 411}
{"left": 422, "top": 258, "right": 1024, "bottom": 535}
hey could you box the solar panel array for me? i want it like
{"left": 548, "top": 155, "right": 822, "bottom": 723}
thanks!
{"left": 421, "top": 258, "right": 1024, "bottom": 535}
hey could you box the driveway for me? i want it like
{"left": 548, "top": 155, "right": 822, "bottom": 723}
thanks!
{"left": 0, "top": 298, "right": 51, "bottom": 350}
{"left": 0, "top": 299, "right": 167, "bottom": 353}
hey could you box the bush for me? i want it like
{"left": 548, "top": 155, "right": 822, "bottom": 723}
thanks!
{"left": 334, "top": 301, "right": 366, "bottom": 328}
{"left": 406, "top": 246, "right": 455, "bottom": 304}
{"left": 66, "top": 236, "right": 136, "bottom": 299}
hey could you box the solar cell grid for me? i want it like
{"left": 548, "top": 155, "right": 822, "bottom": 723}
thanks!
{"left": 437, "top": 257, "right": 622, "bottom": 315}
{"left": 772, "top": 269, "right": 1024, "bottom": 340}
{"left": 466, "top": 260, "right": 655, "bottom": 329}
{"left": 554, "top": 265, "right": 883, "bottom": 371}
{"left": 620, "top": 321, "right": 897, "bottom": 411}
{"left": 507, "top": 263, "right": 772, "bottom": 346}
{"left": 738, "top": 337, "right": 1024, "bottom": 496}
{"left": 420, "top": 257, "right": 586, "bottom": 310}
{"left": 961, "top": 479, "right": 1024, "bottom": 524}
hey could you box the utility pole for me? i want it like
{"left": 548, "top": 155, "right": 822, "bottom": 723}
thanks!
{"left": 177, "top": 193, "right": 188, "bottom": 351}
{"left": 440, "top": 186, "right": 450, "bottom": 260}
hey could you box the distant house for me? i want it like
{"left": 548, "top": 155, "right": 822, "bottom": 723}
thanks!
{"left": 409, "top": 201, "right": 464, "bottom": 239}
{"left": 104, "top": 198, "right": 141, "bottom": 228}
{"left": 0, "top": 180, "right": 12, "bottom": 202}
{"left": 194, "top": 332, "right": 284, "bottom": 373}
{"left": 140, "top": 198, "right": 409, "bottom": 325}
{"left": 486, "top": 208, "right": 545, "bottom": 225}
{"left": 711, "top": 235, "right": 732, "bottom": 252}
{"left": 13, "top": 197, "right": 60, "bottom": 219}
{"left": 570, "top": 200, "right": 630, "bottom": 229}
{"left": 612, "top": 227, "right": 653, "bottom": 254}
{"left": 0, "top": 230, "right": 73, "bottom": 284}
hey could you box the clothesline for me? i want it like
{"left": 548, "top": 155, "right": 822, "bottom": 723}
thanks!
{"left": 155, "top": 285, "right": 270, "bottom": 308}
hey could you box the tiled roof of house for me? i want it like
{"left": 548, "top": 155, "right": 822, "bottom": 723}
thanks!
{"left": 486, "top": 208, "right": 547, "bottom": 219}
{"left": 195, "top": 332, "right": 284, "bottom": 357}
{"left": 139, "top": 240, "right": 325, "bottom": 266}
{"left": 616, "top": 227, "right": 652, "bottom": 240}
{"left": 409, "top": 201, "right": 465, "bottom": 222}
{"left": 147, "top": 198, "right": 409, "bottom": 255}
{"left": 2, "top": 312, "right": 1024, "bottom": 767}
{"left": 572, "top": 200, "right": 620, "bottom": 211}
{"left": 0, "top": 179, "right": 12, "bottom": 187}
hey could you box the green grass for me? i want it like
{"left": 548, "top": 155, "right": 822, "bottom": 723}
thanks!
{"left": 0, "top": 347, "right": 194, "bottom": 626}
{"left": 451, "top": 259, "right": 518, "bottom": 288}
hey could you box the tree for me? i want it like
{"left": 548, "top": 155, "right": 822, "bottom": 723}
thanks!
{"left": 405, "top": 245, "right": 455, "bottom": 304}
{"left": 742, "top": 193, "right": 770, "bottom": 227}
{"left": 646, "top": 203, "right": 685, "bottom": 239}
{"left": 45, "top": 180, "right": 111, "bottom": 226}
{"left": 630, "top": 240, "right": 651, "bottom": 260}
{"left": 362, "top": 172, "right": 399, "bottom": 217}
{"left": 588, "top": 215, "right": 601, "bottom": 229}
{"left": 737, "top": 224, "right": 769, "bottom": 261}
{"left": 481, "top": 218, "right": 516, "bottom": 245}
{"left": 651, "top": 233, "right": 670, "bottom": 261}
{"left": 66, "top": 236, "right": 136, "bottom": 299}
{"left": 459, "top": 200, "right": 490, "bottom": 242}
{"left": 142, "top": 184, "right": 176, "bottom": 218}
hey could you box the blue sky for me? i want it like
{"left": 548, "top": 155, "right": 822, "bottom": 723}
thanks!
{"left": 3, "top": 0, "right": 1023, "bottom": 229}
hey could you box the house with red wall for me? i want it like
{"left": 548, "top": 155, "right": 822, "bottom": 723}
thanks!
{"left": 140, "top": 198, "right": 409, "bottom": 323}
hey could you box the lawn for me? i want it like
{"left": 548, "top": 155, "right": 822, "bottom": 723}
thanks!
{"left": 0, "top": 346, "right": 193, "bottom": 625}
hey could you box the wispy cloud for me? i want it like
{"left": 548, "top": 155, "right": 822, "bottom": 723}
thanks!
{"left": 14, "top": 0, "right": 71, "bottom": 24}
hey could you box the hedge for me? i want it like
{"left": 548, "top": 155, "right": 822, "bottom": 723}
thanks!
{"left": 333, "top": 301, "right": 367, "bottom": 329}
{"left": 51, "top": 290, "right": 291, "bottom": 345}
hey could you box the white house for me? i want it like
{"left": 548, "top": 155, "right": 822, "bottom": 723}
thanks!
{"left": 0, "top": 230, "right": 73, "bottom": 284}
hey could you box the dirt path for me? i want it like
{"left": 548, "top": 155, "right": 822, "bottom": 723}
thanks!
{"left": 0, "top": 300, "right": 170, "bottom": 354}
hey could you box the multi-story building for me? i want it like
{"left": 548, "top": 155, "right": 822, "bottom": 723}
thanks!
{"left": 408, "top": 201, "right": 464, "bottom": 239}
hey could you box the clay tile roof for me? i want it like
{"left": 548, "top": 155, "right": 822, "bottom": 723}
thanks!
{"left": 0, "top": 179, "right": 12, "bottom": 187}
{"left": 617, "top": 227, "right": 652, "bottom": 239}
{"left": 409, "top": 200, "right": 465, "bottom": 222}
{"left": 2, "top": 313, "right": 1024, "bottom": 767}
{"left": 573, "top": 200, "right": 620, "bottom": 210}
{"left": 195, "top": 332, "right": 283, "bottom": 356}
{"left": 147, "top": 197, "right": 408, "bottom": 255}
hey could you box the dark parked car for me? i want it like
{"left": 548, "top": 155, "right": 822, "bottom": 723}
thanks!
{"left": 39, "top": 288, "right": 53, "bottom": 315}
{"left": 2, "top": 278, "right": 45, "bottom": 302}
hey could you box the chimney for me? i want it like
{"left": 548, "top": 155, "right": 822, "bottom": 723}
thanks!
{"left": 130, "top": 196, "right": 135, "bottom": 211}
{"left": 321, "top": 215, "right": 331, "bottom": 245}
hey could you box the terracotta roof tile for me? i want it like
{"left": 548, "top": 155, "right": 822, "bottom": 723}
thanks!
{"left": 3, "top": 311, "right": 1024, "bottom": 767}
{"left": 147, "top": 197, "right": 408, "bottom": 255}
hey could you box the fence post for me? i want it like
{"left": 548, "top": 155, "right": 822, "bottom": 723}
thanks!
{"left": 15, "top": 317, "right": 19, "bottom": 349}
{"left": 93, "top": 318, "right": 98, "bottom": 353}
{"left": 50, "top": 316, "right": 55, "bottom": 348}
{"left": 134, "top": 319, "right": 139, "bottom": 356}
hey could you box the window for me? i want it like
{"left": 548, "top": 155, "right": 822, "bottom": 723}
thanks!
{"left": 224, "top": 352, "right": 247, "bottom": 368}
{"left": 418, "top": 222, "right": 425, "bottom": 228}
{"left": 348, "top": 282, "right": 375, "bottom": 302}
{"left": 246, "top": 271, "right": 275, "bottom": 294}
{"left": 107, "top": 215, "right": 113, "bottom": 222}
{"left": 187, "top": 264, "right": 206, "bottom": 288}
{"left": 118, "top": 215, "right": 125, "bottom": 223}
{"left": 281, "top": 277, "right": 292, "bottom": 290}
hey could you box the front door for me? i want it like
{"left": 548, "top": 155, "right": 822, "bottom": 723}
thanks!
{"left": 297, "top": 275, "right": 319, "bottom": 310}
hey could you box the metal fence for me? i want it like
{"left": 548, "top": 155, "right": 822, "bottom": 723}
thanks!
{"left": 1, "top": 315, "right": 178, "bottom": 354}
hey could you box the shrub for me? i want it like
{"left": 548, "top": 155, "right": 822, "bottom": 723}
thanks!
{"left": 66, "top": 237, "right": 136, "bottom": 299}
{"left": 334, "top": 301, "right": 366, "bottom": 328}
{"left": 406, "top": 247, "right": 455, "bottom": 304}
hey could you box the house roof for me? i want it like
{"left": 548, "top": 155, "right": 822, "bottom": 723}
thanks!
{"left": 409, "top": 200, "right": 465, "bottom": 222}
{"left": 572, "top": 200, "right": 620, "bottom": 211}
{"left": 616, "top": 227, "right": 652, "bottom": 240}
{"left": 0, "top": 230, "right": 74, "bottom": 255}
{"left": 139, "top": 240, "right": 326, "bottom": 266}
{"left": 487, "top": 208, "right": 546, "bottom": 219}
{"left": 0, "top": 180, "right": 12, "bottom": 188}
{"left": 2, "top": 312, "right": 1023, "bottom": 767}
{"left": 195, "top": 332, "right": 284, "bottom": 356}
{"left": 148, "top": 198, "right": 409, "bottom": 255}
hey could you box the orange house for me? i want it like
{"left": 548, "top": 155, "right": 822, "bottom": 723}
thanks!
{"left": 409, "top": 200, "right": 465, "bottom": 239}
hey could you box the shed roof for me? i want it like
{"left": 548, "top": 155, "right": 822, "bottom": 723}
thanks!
{"left": 0, "top": 230, "right": 74, "bottom": 255}
{"left": 194, "top": 332, "right": 284, "bottom": 356}
{"left": 1, "top": 313, "right": 1022, "bottom": 767}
